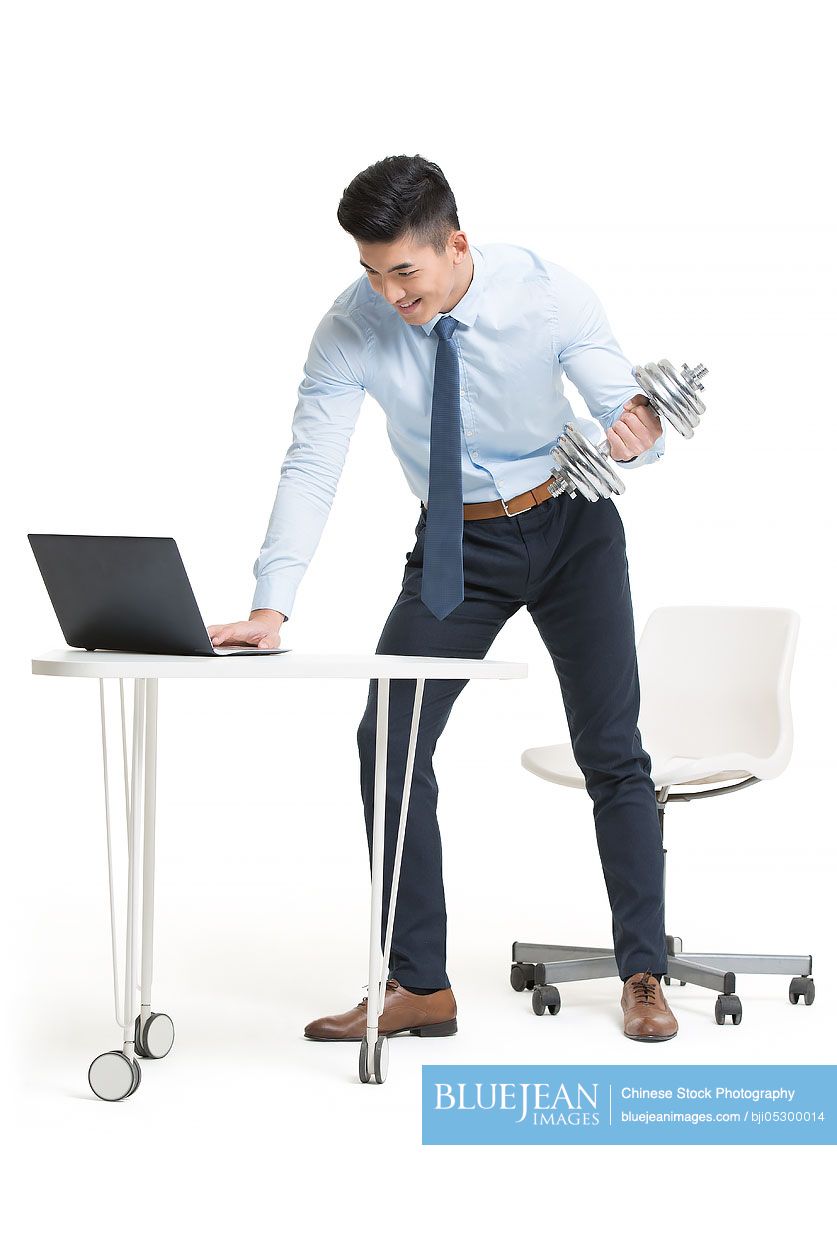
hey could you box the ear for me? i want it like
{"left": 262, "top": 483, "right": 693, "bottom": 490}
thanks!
{"left": 449, "top": 230, "right": 469, "bottom": 262}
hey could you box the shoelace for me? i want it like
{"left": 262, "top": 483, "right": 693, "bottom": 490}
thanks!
{"left": 355, "top": 978, "right": 399, "bottom": 1007}
{"left": 629, "top": 971, "right": 658, "bottom": 1004}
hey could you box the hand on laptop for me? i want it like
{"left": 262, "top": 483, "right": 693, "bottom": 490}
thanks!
{"left": 207, "top": 608, "right": 286, "bottom": 649}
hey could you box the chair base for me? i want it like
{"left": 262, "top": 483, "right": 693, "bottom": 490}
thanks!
{"left": 510, "top": 782, "right": 816, "bottom": 1022}
{"left": 510, "top": 936, "right": 815, "bottom": 1023}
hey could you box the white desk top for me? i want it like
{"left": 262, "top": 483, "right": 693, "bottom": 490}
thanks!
{"left": 31, "top": 649, "right": 528, "bottom": 682}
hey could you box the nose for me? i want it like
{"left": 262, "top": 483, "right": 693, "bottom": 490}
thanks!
{"left": 382, "top": 277, "right": 407, "bottom": 306}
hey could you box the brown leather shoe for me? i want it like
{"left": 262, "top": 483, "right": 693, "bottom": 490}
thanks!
{"left": 621, "top": 970, "right": 679, "bottom": 1041}
{"left": 304, "top": 979, "right": 458, "bottom": 1042}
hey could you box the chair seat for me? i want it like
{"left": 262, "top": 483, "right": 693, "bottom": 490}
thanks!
{"left": 521, "top": 741, "right": 758, "bottom": 791}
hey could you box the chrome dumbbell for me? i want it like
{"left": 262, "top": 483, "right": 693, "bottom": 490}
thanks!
{"left": 547, "top": 359, "right": 709, "bottom": 503}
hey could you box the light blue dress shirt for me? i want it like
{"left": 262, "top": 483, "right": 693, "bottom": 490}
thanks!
{"left": 252, "top": 242, "right": 664, "bottom": 619}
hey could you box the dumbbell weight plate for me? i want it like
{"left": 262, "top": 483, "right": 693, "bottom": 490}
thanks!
{"left": 634, "top": 360, "right": 706, "bottom": 438}
{"left": 553, "top": 426, "right": 626, "bottom": 502}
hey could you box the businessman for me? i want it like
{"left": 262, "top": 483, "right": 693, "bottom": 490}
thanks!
{"left": 208, "top": 154, "right": 679, "bottom": 1043}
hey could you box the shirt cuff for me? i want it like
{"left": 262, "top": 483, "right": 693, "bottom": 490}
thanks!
{"left": 617, "top": 427, "right": 665, "bottom": 469}
{"left": 251, "top": 576, "right": 293, "bottom": 623}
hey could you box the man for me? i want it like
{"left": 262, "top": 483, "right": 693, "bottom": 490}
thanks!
{"left": 208, "top": 153, "right": 678, "bottom": 1044}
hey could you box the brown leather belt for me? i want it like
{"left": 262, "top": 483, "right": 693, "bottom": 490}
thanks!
{"left": 422, "top": 477, "right": 557, "bottom": 521}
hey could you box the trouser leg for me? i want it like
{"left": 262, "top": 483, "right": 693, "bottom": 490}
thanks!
{"left": 357, "top": 509, "right": 524, "bottom": 990}
{"left": 524, "top": 494, "right": 667, "bottom": 980}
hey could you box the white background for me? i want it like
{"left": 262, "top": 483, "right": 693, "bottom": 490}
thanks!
{"left": 3, "top": 0, "right": 836, "bottom": 1247}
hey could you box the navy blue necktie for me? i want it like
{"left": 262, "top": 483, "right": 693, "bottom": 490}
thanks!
{"left": 421, "top": 315, "right": 464, "bottom": 620}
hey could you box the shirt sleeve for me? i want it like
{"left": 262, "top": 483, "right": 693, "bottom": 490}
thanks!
{"left": 549, "top": 263, "right": 665, "bottom": 471}
{"left": 251, "top": 303, "right": 369, "bottom": 620}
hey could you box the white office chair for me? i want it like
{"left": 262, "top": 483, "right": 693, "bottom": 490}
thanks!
{"left": 511, "top": 605, "right": 813, "bottom": 1025}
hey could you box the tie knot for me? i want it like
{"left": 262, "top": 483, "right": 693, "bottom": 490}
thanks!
{"left": 433, "top": 314, "right": 460, "bottom": 341}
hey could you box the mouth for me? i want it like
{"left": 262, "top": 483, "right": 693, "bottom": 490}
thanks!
{"left": 397, "top": 297, "right": 421, "bottom": 313}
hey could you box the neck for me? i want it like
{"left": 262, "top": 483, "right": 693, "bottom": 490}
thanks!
{"left": 442, "top": 251, "right": 474, "bottom": 312}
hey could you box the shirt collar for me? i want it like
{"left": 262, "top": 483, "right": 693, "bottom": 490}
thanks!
{"left": 419, "top": 245, "right": 484, "bottom": 335}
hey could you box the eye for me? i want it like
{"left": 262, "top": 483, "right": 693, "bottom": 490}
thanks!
{"left": 365, "top": 269, "right": 418, "bottom": 280}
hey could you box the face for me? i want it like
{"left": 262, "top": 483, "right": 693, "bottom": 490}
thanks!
{"left": 357, "top": 230, "right": 472, "bottom": 325}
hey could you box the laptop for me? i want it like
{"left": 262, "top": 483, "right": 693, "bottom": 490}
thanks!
{"left": 28, "top": 534, "right": 289, "bottom": 656}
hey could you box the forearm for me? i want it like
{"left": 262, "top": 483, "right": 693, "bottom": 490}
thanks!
{"left": 251, "top": 465, "right": 340, "bottom": 620}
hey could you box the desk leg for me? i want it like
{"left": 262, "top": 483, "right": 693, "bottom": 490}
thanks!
{"left": 88, "top": 679, "right": 173, "bottom": 1102}
{"left": 361, "top": 677, "right": 425, "bottom": 1086}
{"left": 136, "top": 679, "right": 175, "bottom": 1063}
{"left": 88, "top": 678, "right": 145, "bottom": 1100}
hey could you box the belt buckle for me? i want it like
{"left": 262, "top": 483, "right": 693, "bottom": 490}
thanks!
{"left": 501, "top": 493, "right": 532, "bottom": 518}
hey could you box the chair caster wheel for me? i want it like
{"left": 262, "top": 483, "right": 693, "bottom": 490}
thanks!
{"left": 714, "top": 994, "right": 743, "bottom": 1025}
{"left": 359, "top": 1039, "right": 370, "bottom": 1083}
{"left": 789, "top": 976, "right": 815, "bottom": 1005}
{"left": 134, "top": 1012, "right": 175, "bottom": 1059}
{"left": 532, "top": 985, "right": 561, "bottom": 1016}
{"left": 510, "top": 963, "right": 536, "bottom": 993}
{"left": 88, "top": 1050, "right": 142, "bottom": 1101}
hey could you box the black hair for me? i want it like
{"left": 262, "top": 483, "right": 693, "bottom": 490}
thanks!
{"left": 336, "top": 154, "right": 460, "bottom": 254}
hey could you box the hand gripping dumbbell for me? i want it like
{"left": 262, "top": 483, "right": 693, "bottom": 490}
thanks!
{"left": 547, "top": 359, "right": 709, "bottom": 502}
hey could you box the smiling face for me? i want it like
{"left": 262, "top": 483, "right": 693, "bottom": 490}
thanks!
{"left": 357, "top": 230, "right": 473, "bottom": 325}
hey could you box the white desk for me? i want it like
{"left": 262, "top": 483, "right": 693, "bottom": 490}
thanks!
{"left": 32, "top": 649, "right": 527, "bottom": 1098}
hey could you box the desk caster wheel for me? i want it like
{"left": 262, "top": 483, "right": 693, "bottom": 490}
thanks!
{"left": 359, "top": 1039, "right": 370, "bottom": 1084}
{"left": 510, "top": 963, "right": 536, "bottom": 992}
{"left": 714, "top": 994, "right": 743, "bottom": 1025}
{"left": 134, "top": 1012, "right": 175, "bottom": 1059}
{"left": 789, "top": 977, "right": 815, "bottom": 1005}
{"left": 373, "top": 1036, "right": 389, "bottom": 1084}
{"left": 88, "top": 1050, "right": 142, "bottom": 1101}
{"left": 532, "top": 985, "right": 561, "bottom": 1016}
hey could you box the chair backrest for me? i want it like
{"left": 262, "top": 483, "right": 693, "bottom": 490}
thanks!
{"left": 636, "top": 606, "right": 800, "bottom": 778}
